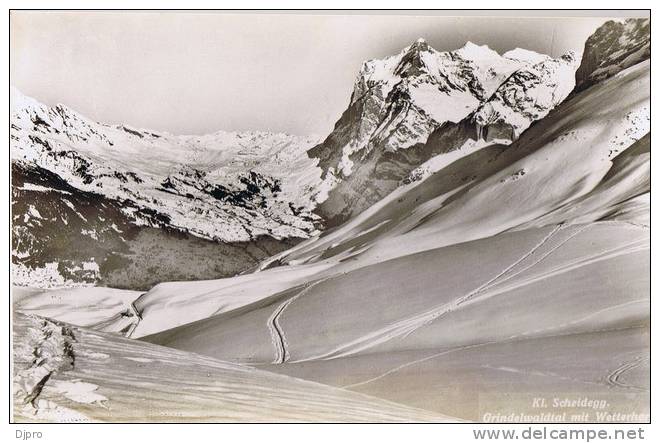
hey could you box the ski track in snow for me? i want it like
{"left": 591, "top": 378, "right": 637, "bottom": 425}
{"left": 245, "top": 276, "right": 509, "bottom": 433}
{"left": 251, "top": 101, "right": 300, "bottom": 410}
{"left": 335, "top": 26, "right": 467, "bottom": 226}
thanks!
{"left": 343, "top": 325, "right": 647, "bottom": 390}
{"left": 296, "top": 224, "right": 570, "bottom": 362}
{"left": 343, "top": 341, "right": 489, "bottom": 389}
{"left": 517, "top": 299, "right": 648, "bottom": 339}
{"left": 267, "top": 300, "right": 290, "bottom": 364}
{"left": 297, "top": 224, "right": 648, "bottom": 363}
{"left": 124, "top": 300, "right": 143, "bottom": 338}
{"left": 469, "top": 238, "right": 649, "bottom": 311}
{"left": 482, "top": 364, "right": 613, "bottom": 389}
{"left": 340, "top": 229, "right": 649, "bottom": 390}
{"left": 458, "top": 224, "right": 566, "bottom": 301}
{"left": 453, "top": 224, "right": 591, "bottom": 305}
{"left": 606, "top": 355, "right": 649, "bottom": 391}
{"left": 267, "top": 277, "right": 332, "bottom": 364}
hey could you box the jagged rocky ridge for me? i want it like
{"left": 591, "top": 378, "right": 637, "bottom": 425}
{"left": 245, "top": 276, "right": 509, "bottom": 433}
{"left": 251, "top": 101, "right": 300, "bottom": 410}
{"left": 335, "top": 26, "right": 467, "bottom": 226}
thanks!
{"left": 309, "top": 39, "right": 579, "bottom": 224}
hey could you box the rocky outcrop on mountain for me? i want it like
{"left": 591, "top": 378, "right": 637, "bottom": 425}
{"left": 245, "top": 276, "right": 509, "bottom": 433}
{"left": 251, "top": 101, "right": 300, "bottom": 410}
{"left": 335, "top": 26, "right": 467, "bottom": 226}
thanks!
{"left": 575, "top": 18, "right": 650, "bottom": 92}
{"left": 402, "top": 50, "right": 580, "bottom": 184}
{"left": 469, "top": 51, "right": 578, "bottom": 141}
{"left": 309, "top": 40, "right": 578, "bottom": 225}
{"left": 11, "top": 89, "right": 320, "bottom": 288}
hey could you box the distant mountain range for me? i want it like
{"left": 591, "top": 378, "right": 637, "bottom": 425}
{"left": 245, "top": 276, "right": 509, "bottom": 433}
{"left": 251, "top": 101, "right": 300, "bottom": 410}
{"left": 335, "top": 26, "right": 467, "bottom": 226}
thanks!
{"left": 11, "top": 92, "right": 323, "bottom": 288}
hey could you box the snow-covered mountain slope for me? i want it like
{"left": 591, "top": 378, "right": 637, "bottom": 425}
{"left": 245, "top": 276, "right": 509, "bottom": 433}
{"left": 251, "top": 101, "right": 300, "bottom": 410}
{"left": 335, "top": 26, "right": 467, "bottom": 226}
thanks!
{"left": 146, "top": 222, "right": 649, "bottom": 420}
{"left": 16, "top": 21, "right": 649, "bottom": 336}
{"left": 13, "top": 313, "right": 453, "bottom": 422}
{"left": 575, "top": 18, "right": 650, "bottom": 92}
{"left": 308, "top": 39, "right": 578, "bottom": 224}
{"left": 147, "top": 223, "right": 648, "bottom": 360}
{"left": 11, "top": 89, "right": 322, "bottom": 288}
{"left": 260, "top": 60, "right": 649, "bottom": 279}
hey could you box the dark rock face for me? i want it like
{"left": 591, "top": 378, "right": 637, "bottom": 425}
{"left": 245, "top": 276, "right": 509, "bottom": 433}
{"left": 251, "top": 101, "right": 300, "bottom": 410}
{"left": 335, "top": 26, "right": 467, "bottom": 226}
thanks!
{"left": 575, "top": 18, "right": 650, "bottom": 92}
{"left": 158, "top": 168, "right": 282, "bottom": 210}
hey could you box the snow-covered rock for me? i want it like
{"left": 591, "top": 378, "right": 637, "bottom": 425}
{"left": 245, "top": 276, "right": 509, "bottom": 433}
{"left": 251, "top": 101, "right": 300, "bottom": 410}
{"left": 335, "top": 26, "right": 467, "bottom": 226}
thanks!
{"left": 470, "top": 51, "right": 578, "bottom": 141}
{"left": 309, "top": 40, "right": 578, "bottom": 224}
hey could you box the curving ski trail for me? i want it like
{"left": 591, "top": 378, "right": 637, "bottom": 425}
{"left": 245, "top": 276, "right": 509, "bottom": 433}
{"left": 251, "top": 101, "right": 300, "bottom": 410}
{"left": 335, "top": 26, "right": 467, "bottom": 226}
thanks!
{"left": 267, "top": 277, "right": 332, "bottom": 364}
{"left": 606, "top": 355, "right": 649, "bottom": 391}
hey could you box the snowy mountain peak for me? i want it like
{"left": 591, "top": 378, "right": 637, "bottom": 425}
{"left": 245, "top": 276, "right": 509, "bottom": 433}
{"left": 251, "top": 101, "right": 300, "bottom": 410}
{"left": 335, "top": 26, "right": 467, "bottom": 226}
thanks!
{"left": 503, "top": 47, "right": 550, "bottom": 64}
{"left": 454, "top": 41, "right": 500, "bottom": 60}
{"left": 400, "top": 37, "right": 434, "bottom": 55}
{"left": 310, "top": 39, "right": 581, "bottom": 223}
{"left": 394, "top": 41, "right": 438, "bottom": 77}
{"left": 11, "top": 86, "right": 43, "bottom": 114}
{"left": 407, "top": 37, "right": 431, "bottom": 49}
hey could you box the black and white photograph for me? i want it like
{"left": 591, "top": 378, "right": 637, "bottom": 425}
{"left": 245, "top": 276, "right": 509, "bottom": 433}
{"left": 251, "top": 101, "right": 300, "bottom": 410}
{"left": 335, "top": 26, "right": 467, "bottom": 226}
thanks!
{"left": 7, "top": 6, "right": 653, "bottom": 432}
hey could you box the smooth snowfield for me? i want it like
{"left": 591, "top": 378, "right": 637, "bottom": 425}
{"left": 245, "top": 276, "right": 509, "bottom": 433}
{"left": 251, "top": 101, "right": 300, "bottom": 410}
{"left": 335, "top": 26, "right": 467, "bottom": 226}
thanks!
{"left": 13, "top": 313, "right": 454, "bottom": 423}
{"left": 146, "top": 222, "right": 649, "bottom": 419}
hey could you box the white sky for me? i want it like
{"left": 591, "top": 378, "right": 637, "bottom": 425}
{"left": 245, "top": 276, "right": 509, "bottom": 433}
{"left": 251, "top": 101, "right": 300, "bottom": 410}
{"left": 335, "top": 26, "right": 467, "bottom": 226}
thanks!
{"left": 9, "top": 11, "right": 640, "bottom": 136}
